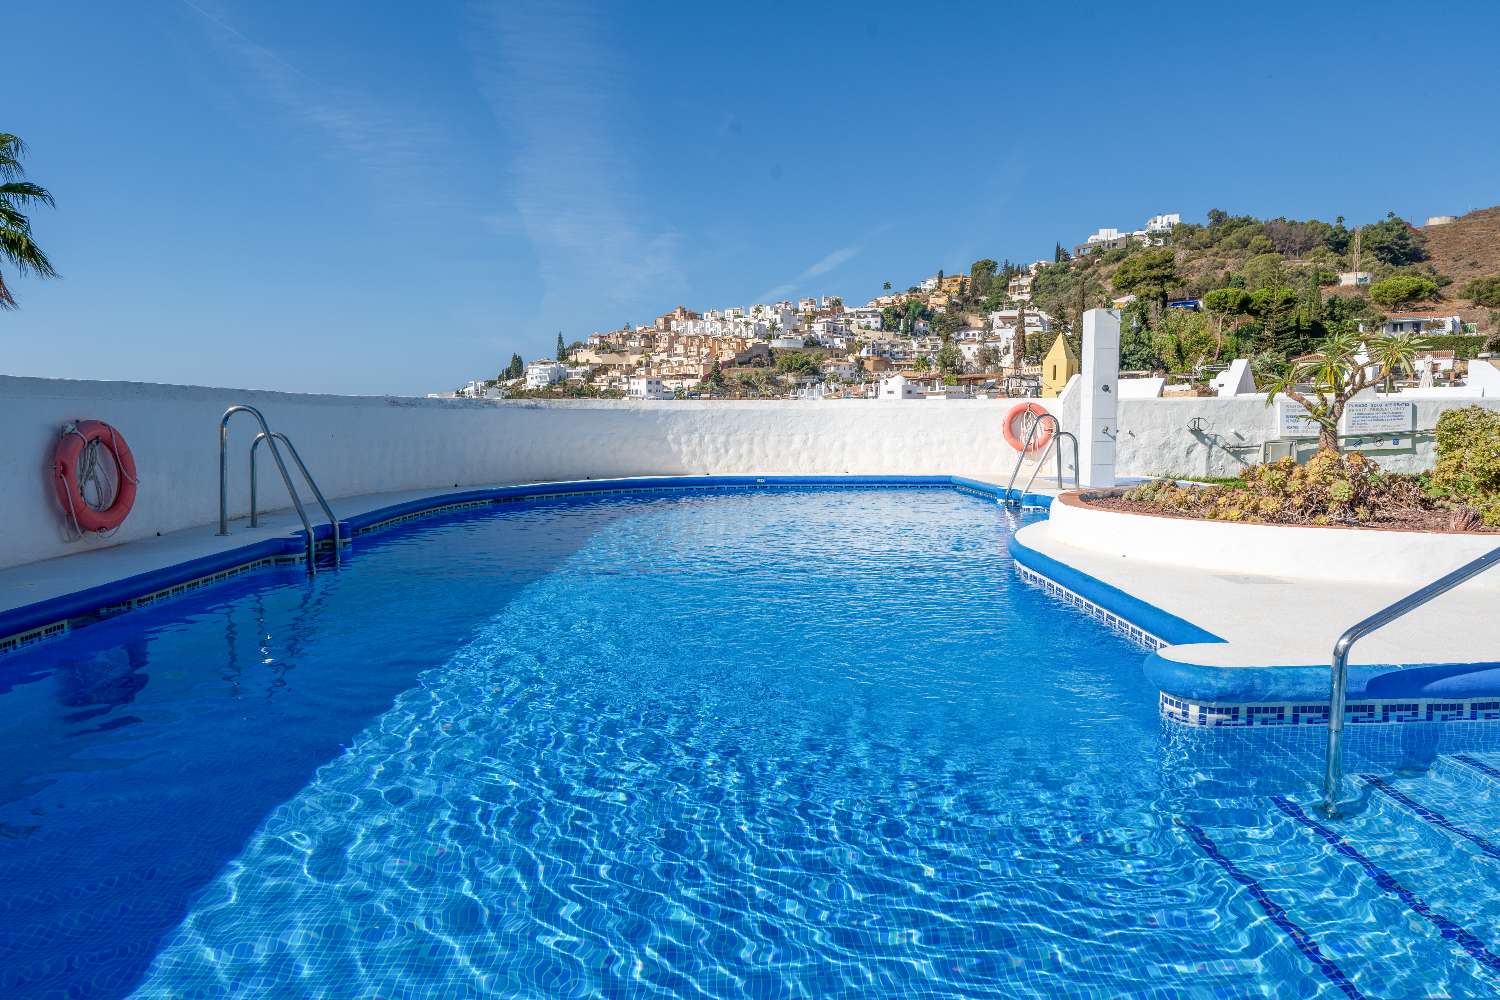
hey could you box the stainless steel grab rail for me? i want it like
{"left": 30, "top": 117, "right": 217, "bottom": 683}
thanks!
{"left": 217, "top": 405, "right": 332, "bottom": 575}
{"left": 1003, "top": 412, "right": 1080, "bottom": 507}
{"left": 251, "top": 431, "right": 341, "bottom": 568}
{"left": 1323, "top": 543, "right": 1500, "bottom": 815}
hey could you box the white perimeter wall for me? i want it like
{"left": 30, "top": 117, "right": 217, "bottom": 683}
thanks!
{"left": 5, "top": 374, "right": 1499, "bottom": 571}
{"left": 0, "top": 376, "right": 1077, "bottom": 570}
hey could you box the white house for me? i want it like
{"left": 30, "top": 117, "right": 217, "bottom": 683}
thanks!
{"left": 1338, "top": 271, "right": 1373, "bottom": 287}
{"left": 457, "top": 379, "right": 488, "bottom": 398}
{"left": 878, "top": 374, "right": 923, "bottom": 400}
{"left": 1144, "top": 213, "right": 1181, "bottom": 234}
{"left": 626, "top": 376, "right": 671, "bottom": 399}
{"left": 822, "top": 358, "right": 857, "bottom": 380}
{"left": 524, "top": 360, "right": 567, "bottom": 389}
{"left": 1378, "top": 312, "right": 1465, "bottom": 337}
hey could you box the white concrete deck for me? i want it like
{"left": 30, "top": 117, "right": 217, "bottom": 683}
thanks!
{"left": 0, "top": 486, "right": 472, "bottom": 618}
{"left": 1015, "top": 518, "right": 1497, "bottom": 669}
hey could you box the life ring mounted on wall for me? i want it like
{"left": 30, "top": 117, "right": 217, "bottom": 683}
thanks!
{"left": 1002, "top": 402, "right": 1054, "bottom": 454}
{"left": 52, "top": 420, "right": 139, "bottom": 535}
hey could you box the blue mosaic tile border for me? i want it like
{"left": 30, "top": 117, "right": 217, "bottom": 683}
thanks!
{"left": 1016, "top": 555, "right": 1500, "bottom": 731}
{"left": 1014, "top": 563, "right": 1168, "bottom": 651}
{"left": 1161, "top": 692, "right": 1500, "bottom": 728}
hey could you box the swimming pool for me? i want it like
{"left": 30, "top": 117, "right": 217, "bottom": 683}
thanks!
{"left": 4, "top": 485, "right": 1500, "bottom": 998}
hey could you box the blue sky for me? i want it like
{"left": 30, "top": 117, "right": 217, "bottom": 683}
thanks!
{"left": 6, "top": 1, "right": 1498, "bottom": 395}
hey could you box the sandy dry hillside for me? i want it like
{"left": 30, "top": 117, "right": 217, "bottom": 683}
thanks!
{"left": 1422, "top": 206, "right": 1500, "bottom": 291}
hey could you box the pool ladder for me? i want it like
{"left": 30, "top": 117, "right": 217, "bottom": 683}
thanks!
{"left": 1003, "top": 412, "right": 1079, "bottom": 508}
{"left": 217, "top": 405, "right": 341, "bottom": 575}
{"left": 1323, "top": 542, "right": 1500, "bottom": 816}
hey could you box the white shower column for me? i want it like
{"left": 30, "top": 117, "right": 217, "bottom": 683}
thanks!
{"left": 1078, "top": 308, "right": 1119, "bottom": 488}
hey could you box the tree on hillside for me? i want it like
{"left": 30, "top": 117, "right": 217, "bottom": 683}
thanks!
{"left": 1359, "top": 213, "right": 1427, "bottom": 267}
{"left": 1054, "top": 242, "right": 1069, "bottom": 263}
{"left": 702, "top": 360, "right": 727, "bottom": 394}
{"left": 936, "top": 337, "right": 963, "bottom": 375}
{"left": 0, "top": 134, "right": 58, "bottom": 309}
{"left": 970, "top": 258, "right": 998, "bottom": 299}
{"left": 502, "top": 353, "right": 523, "bottom": 379}
{"left": 882, "top": 280, "right": 892, "bottom": 291}
{"left": 1240, "top": 252, "right": 1288, "bottom": 291}
{"left": 775, "top": 352, "right": 818, "bottom": 376}
{"left": 1461, "top": 276, "right": 1500, "bottom": 308}
{"left": 1151, "top": 309, "right": 1216, "bottom": 374}
{"left": 1369, "top": 274, "right": 1438, "bottom": 308}
{"left": 555, "top": 332, "right": 567, "bottom": 361}
{"left": 1264, "top": 330, "right": 1428, "bottom": 453}
{"left": 1111, "top": 247, "right": 1179, "bottom": 310}
{"left": 1118, "top": 303, "right": 1163, "bottom": 371}
{"left": 1204, "top": 287, "right": 1254, "bottom": 360}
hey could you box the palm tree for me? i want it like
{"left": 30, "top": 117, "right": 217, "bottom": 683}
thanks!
{"left": 1264, "top": 330, "right": 1427, "bottom": 453}
{"left": 0, "top": 134, "right": 58, "bottom": 309}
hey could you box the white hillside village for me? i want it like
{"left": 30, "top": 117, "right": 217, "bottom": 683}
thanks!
{"left": 436, "top": 210, "right": 1483, "bottom": 409}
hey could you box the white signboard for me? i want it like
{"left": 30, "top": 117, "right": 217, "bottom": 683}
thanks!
{"left": 1279, "top": 400, "right": 1322, "bottom": 438}
{"left": 1343, "top": 400, "right": 1413, "bottom": 435}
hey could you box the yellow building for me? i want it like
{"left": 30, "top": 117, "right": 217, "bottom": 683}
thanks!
{"left": 1041, "top": 334, "right": 1079, "bottom": 397}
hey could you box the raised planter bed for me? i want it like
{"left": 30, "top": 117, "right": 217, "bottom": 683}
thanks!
{"left": 1050, "top": 489, "right": 1500, "bottom": 591}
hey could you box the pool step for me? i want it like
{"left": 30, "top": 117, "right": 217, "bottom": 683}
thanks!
{"left": 1185, "top": 758, "right": 1500, "bottom": 998}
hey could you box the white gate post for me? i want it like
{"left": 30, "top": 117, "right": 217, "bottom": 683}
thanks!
{"left": 1079, "top": 308, "right": 1119, "bottom": 488}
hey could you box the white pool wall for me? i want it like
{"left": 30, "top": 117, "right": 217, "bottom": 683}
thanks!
{"left": 5, "top": 375, "right": 1499, "bottom": 571}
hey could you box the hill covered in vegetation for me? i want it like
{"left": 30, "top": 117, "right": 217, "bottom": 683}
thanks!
{"left": 920, "top": 205, "right": 1500, "bottom": 380}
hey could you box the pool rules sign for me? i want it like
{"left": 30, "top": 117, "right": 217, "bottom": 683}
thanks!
{"left": 1080, "top": 309, "right": 1119, "bottom": 488}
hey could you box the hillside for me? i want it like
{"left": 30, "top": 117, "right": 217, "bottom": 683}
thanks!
{"left": 1422, "top": 205, "right": 1500, "bottom": 289}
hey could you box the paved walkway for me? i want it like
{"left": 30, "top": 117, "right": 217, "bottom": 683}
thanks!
{"left": 1014, "top": 519, "right": 1496, "bottom": 670}
{"left": 0, "top": 486, "right": 471, "bottom": 619}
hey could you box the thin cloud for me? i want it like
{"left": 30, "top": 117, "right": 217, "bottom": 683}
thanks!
{"left": 177, "top": 0, "right": 445, "bottom": 204}
{"left": 756, "top": 243, "right": 863, "bottom": 302}
{"left": 468, "top": 0, "right": 683, "bottom": 315}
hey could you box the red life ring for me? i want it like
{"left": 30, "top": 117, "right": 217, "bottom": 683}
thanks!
{"left": 1003, "top": 402, "right": 1054, "bottom": 453}
{"left": 52, "top": 420, "right": 138, "bottom": 533}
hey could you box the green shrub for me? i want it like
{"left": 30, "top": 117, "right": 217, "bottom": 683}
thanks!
{"left": 1431, "top": 406, "right": 1500, "bottom": 524}
{"left": 1417, "top": 334, "right": 1488, "bottom": 359}
{"left": 1369, "top": 274, "right": 1438, "bottom": 308}
{"left": 1120, "top": 452, "right": 1431, "bottom": 526}
{"left": 1460, "top": 276, "right": 1500, "bottom": 308}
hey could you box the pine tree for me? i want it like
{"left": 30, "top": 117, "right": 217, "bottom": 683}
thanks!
{"left": 555, "top": 332, "right": 566, "bottom": 361}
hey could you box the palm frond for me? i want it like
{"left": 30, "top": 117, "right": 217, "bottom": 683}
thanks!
{"left": 0, "top": 134, "right": 26, "bottom": 181}
{"left": 0, "top": 181, "right": 54, "bottom": 208}
{"left": 0, "top": 226, "right": 58, "bottom": 279}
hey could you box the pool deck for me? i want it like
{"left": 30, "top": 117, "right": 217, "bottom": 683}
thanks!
{"left": 0, "top": 485, "right": 462, "bottom": 619}
{"left": 1013, "top": 517, "right": 1500, "bottom": 711}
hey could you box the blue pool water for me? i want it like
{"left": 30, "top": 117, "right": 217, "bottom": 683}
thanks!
{"left": 4, "top": 486, "right": 1500, "bottom": 998}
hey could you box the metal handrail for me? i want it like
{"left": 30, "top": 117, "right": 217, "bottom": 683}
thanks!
{"left": 251, "top": 431, "right": 341, "bottom": 568}
{"left": 217, "top": 405, "right": 322, "bottom": 575}
{"left": 1323, "top": 543, "right": 1500, "bottom": 815}
{"left": 1003, "top": 412, "right": 1080, "bottom": 507}
{"left": 1019, "top": 430, "right": 1080, "bottom": 502}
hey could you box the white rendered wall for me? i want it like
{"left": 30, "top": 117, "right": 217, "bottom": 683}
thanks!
{"left": 0, "top": 376, "right": 1077, "bottom": 570}
{"left": 3, "top": 374, "right": 1497, "bottom": 571}
{"left": 1045, "top": 494, "right": 1500, "bottom": 591}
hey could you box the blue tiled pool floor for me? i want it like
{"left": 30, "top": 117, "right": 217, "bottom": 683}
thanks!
{"left": 3, "top": 487, "right": 1500, "bottom": 998}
